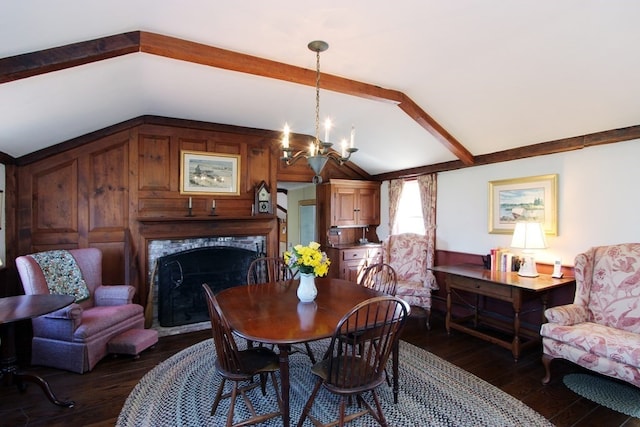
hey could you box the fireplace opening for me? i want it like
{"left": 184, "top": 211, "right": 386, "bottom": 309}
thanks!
{"left": 157, "top": 246, "right": 258, "bottom": 327}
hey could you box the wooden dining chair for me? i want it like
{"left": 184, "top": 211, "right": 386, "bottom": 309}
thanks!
{"left": 202, "top": 283, "right": 283, "bottom": 427}
{"left": 246, "top": 256, "right": 297, "bottom": 285}
{"left": 297, "top": 295, "right": 410, "bottom": 427}
{"left": 359, "top": 263, "right": 398, "bottom": 295}
{"left": 356, "top": 263, "right": 399, "bottom": 388}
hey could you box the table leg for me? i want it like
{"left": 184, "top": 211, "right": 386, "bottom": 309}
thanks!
{"left": 0, "top": 323, "right": 74, "bottom": 407}
{"left": 445, "top": 282, "right": 452, "bottom": 334}
{"left": 277, "top": 344, "right": 291, "bottom": 427}
{"left": 392, "top": 340, "right": 399, "bottom": 404}
{"left": 511, "top": 291, "right": 522, "bottom": 362}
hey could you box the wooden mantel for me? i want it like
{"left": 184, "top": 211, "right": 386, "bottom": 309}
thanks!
{"left": 136, "top": 215, "right": 279, "bottom": 306}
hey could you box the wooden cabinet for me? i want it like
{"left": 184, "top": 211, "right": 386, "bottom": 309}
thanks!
{"left": 318, "top": 179, "right": 380, "bottom": 228}
{"left": 327, "top": 244, "right": 382, "bottom": 282}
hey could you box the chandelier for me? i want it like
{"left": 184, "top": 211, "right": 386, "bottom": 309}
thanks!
{"left": 281, "top": 40, "right": 358, "bottom": 184}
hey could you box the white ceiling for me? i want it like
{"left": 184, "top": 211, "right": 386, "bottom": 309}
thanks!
{"left": 2, "top": 1, "right": 639, "bottom": 175}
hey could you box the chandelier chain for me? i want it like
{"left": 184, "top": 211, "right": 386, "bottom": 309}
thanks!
{"left": 314, "top": 49, "right": 321, "bottom": 147}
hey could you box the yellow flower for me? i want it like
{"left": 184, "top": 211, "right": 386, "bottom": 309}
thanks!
{"left": 284, "top": 241, "right": 331, "bottom": 276}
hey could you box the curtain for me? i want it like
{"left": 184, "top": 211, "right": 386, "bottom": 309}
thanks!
{"left": 417, "top": 174, "right": 438, "bottom": 290}
{"left": 388, "top": 179, "right": 404, "bottom": 235}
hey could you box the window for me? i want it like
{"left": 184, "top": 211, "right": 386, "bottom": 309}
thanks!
{"left": 393, "top": 180, "right": 425, "bottom": 235}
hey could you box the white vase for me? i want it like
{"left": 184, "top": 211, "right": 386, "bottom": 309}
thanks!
{"left": 297, "top": 273, "right": 318, "bottom": 302}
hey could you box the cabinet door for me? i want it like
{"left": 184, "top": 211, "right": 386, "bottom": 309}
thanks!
{"left": 332, "top": 186, "right": 358, "bottom": 226}
{"left": 357, "top": 186, "right": 380, "bottom": 226}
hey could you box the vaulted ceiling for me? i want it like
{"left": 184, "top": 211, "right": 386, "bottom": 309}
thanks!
{"left": 2, "top": 1, "right": 639, "bottom": 177}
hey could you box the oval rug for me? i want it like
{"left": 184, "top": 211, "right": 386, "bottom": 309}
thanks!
{"left": 563, "top": 373, "right": 640, "bottom": 417}
{"left": 118, "top": 339, "right": 552, "bottom": 426}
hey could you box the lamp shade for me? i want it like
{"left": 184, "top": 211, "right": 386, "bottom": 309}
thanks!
{"left": 510, "top": 222, "right": 547, "bottom": 250}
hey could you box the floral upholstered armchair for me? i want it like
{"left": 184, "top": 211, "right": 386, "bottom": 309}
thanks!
{"left": 540, "top": 243, "right": 640, "bottom": 387}
{"left": 16, "top": 248, "right": 145, "bottom": 374}
{"left": 382, "top": 233, "right": 438, "bottom": 328}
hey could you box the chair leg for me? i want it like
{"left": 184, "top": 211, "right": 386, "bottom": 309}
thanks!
{"left": 425, "top": 309, "right": 431, "bottom": 330}
{"left": 339, "top": 395, "right": 347, "bottom": 426}
{"left": 226, "top": 382, "right": 239, "bottom": 427}
{"left": 304, "top": 342, "right": 316, "bottom": 364}
{"left": 211, "top": 378, "right": 227, "bottom": 416}
{"left": 297, "top": 378, "right": 323, "bottom": 427}
{"left": 541, "top": 353, "right": 554, "bottom": 384}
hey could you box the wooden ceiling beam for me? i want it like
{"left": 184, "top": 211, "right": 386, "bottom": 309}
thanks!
{"left": 0, "top": 32, "right": 140, "bottom": 84}
{"left": 373, "top": 124, "right": 640, "bottom": 181}
{"left": 398, "top": 94, "right": 474, "bottom": 165}
{"left": 0, "top": 30, "right": 472, "bottom": 164}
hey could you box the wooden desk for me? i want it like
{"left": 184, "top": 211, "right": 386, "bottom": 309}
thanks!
{"left": 431, "top": 264, "right": 575, "bottom": 361}
{"left": 0, "top": 294, "right": 75, "bottom": 407}
{"left": 216, "top": 277, "right": 385, "bottom": 427}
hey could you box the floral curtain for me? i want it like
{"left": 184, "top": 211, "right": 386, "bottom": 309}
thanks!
{"left": 388, "top": 179, "right": 404, "bottom": 234}
{"left": 417, "top": 173, "right": 438, "bottom": 290}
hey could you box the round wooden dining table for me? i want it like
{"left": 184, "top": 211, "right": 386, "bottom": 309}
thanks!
{"left": 216, "top": 277, "right": 390, "bottom": 427}
{"left": 0, "top": 294, "right": 75, "bottom": 407}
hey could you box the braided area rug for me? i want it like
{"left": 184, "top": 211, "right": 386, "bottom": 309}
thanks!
{"left": 118, "top": 339, "right": 552, "bottom": 426}
{"left": 563, "top": 373, "right": 640, "bottom": 417}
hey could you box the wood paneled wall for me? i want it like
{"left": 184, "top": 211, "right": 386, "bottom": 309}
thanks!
{"left": 9, "top": 116, "right": 368, "bottom": 303}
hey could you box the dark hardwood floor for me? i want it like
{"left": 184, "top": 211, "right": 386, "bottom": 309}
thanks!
{"left": 1, "top": 310, "right": 638, "bottom": 427}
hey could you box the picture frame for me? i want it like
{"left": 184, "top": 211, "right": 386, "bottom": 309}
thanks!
{"left": 488, "top": 174, "right": 558, "bottom": 235}
{"left": 180, "top": 150, "right": 240, "bottom": 195}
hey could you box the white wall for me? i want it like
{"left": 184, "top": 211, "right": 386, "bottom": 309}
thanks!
{"left": 285, "top": 185, "right": 316, "bottom": 248}
{"left": 379, "top": 139, "right": 640, "bottom": 266}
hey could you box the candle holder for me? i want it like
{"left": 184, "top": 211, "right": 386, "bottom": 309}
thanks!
{"left": 209, "top": 207, "right": 217, "bottom": 216}
{"left": 186, "top": 207, "right": 194, "bottom": 217}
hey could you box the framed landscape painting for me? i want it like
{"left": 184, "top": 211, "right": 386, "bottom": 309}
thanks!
{"left": 488, "top": 174, "right": 558, "bottom": 235}
{"left": 180, "top": 150, "right": 240, "bottom": 195}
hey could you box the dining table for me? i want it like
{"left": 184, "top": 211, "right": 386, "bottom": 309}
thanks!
{"left": 0, "top": 294, "right": 75, "bottom": 407}
{"left": 216, "top": 276, "right": 397, "bottom": 427}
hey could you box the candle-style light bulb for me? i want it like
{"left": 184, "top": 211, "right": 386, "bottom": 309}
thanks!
{"left": 350, "top": 126, "right": 355, "bottom": 148}
{"left": 283, "top": 123, "right": 290, "bottom": 149}
{"left": 324, "top": 118, "right": 331, "bottom": 142}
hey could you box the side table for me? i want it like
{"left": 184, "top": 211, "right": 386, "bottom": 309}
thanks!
{"left": 431, "top": 264, "right": 575, "bottom": 361}
{"left": 0, "top": 294, "right": 75, "bottom": 407}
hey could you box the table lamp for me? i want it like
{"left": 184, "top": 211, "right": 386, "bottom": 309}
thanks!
{"left": 510, "top": 221, "right": 547, "bottom": 277}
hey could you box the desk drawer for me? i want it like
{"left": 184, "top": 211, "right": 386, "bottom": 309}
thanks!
{"left": 450, "top": 275, "right": 513, "bottom": 299}
{"left": 342, "top": 248, "right": 368, "bottom": 260}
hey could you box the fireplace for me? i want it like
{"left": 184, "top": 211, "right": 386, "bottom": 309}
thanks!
{"left": 157, "top": 246, "right": 257, "bottom": 327}
{"left": 139, "top": 216, "right": 278, "bottom": 335}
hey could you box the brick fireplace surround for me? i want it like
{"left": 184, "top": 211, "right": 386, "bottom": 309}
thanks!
{"left": 138, "top": 216, "right": 278, "bottom": 336}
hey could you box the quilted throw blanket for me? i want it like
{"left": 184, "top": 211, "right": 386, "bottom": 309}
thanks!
{"left": 31, "top": 250, "right": 90, "bottom": 303}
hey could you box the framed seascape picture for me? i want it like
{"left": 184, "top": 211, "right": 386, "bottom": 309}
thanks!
{"left": 180, "top": 150, "right": 240, "bottom": 195}
{"left": 488, "top": 174, "right": 558, "bottom": 235}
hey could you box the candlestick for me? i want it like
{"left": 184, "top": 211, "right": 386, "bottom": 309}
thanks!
{"left": 324, "top": 118, "right": 331, "bottom": 142}
{"left": 350, "top": 126, "right": 355, "bottom": 148}
{"left": 283, "top": 123, "right": 290, "bottom": 149}
{"left": 188, "top": 197, "right": 192, "bottom": 209}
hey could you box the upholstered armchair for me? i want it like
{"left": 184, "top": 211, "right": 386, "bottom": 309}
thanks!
{"left": 16, "top": 248, "right": 145, "bottom": 374}
{"left": 382, "top": 233, "right": 438, "bottom": 327}
{"left": 540, "top": 243, "right": 640, "bottom": 387}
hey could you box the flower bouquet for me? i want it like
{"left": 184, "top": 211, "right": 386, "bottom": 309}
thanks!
{"left": 285, "top": 241, "right": 331, "bottom": 302}
{"left": 284, "top": 241, "right": 331, "bottom": 277}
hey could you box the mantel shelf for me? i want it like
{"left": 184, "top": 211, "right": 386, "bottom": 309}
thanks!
{"left": 137, "top": 215, "right": 277, "bottom": 223}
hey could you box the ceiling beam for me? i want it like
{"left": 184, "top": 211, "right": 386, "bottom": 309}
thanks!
{"left": 373, "top": 124, "right": 640, "bottom": 181}
{"left": 0, "top": 30, "right": 473, "bottom": 165}
{"left": 0, "top": 32, "right": 140, "bottom": 84}
{"left": 398, "top": 94, "right": 474, "bottom": 165}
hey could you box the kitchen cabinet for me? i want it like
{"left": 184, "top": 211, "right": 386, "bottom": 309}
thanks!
{"left": 317, "top": 179, "right": 381, "bottom": 228}
{"left": 326, "top": 244, "right": 383, "bottom": 282}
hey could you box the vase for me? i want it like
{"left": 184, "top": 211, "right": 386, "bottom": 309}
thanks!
{"left": 297, "top": 272, "right": 318, "bottom": 302}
